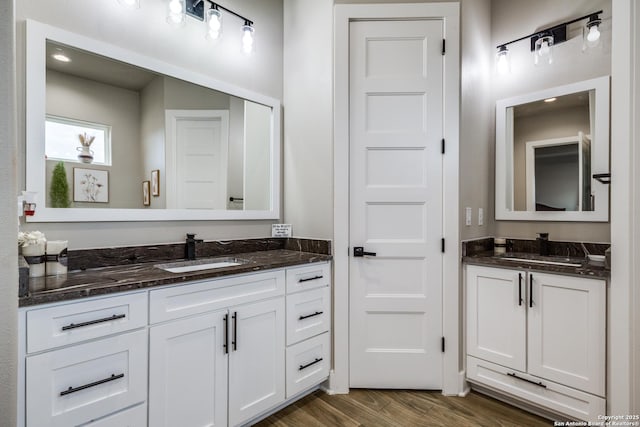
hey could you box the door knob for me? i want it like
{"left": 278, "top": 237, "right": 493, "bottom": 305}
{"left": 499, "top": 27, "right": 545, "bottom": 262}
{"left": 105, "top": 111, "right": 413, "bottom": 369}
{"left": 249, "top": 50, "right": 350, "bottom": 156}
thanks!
{"left": 353, "top": 247, "right": 376, "bottom": 257}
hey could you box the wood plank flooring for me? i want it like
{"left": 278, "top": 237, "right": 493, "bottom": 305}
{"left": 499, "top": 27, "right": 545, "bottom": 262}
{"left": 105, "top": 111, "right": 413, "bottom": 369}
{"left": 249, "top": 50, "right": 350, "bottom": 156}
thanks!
{"left": 253, "top": 389, "right": 551, "bottom": 426}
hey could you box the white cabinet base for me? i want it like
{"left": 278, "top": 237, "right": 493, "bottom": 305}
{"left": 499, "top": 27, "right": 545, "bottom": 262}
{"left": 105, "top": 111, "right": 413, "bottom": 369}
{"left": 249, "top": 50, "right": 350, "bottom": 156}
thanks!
{"left": 467, "top": 356, "right": 605, "bottom": 422}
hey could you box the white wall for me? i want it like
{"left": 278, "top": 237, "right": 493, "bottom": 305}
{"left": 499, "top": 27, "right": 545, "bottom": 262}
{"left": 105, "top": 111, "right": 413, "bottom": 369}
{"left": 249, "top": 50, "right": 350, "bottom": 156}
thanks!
{"left": 0, "top": 0, "right": 18, "bottom": 424}
{"left": 491, "top": 0, "right": 611, "bottom": 242}
{"left": 282, "top": 0, "right": 334, "bottom": 239}
{"left": 244, "top": 101, "right": 271, "bottom": 210}
{"left": 141, "top": 75, "right": 166, "bottom": 209}
{"left": 16, "top": 0, "right": 283, "bottom": 249}
{"left": 460, "top": 0, "right": 492, "bottom": 241}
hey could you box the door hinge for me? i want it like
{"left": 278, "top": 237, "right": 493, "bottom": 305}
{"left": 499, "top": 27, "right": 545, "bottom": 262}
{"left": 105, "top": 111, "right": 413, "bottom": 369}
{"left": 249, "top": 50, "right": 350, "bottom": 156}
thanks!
{"left": 442, "top": 39, "right": 446, "bottom": 55}
{"left": 441, "top": 238, "right": 445, "bottom": 253}
{"left": 441, "top": 336, "right": 445, "bottom": 353}
{"left": 441, "top": 138, "right": 445, "bottom": 154}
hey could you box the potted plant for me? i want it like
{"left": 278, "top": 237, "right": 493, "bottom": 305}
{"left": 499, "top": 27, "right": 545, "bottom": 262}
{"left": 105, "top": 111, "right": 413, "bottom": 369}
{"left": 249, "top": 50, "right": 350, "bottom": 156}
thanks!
{"left": 77, "top": 132, "right": 95, "bottom": 163}
{"left": 50, "top": 161, "right": 70, "bottom": 208}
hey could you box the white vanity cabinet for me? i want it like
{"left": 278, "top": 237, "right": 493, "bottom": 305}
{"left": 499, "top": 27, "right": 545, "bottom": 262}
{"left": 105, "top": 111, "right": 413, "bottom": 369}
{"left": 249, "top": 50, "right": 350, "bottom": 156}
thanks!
{"left": 465, "top": 264, "right": 606, "bottom": 421}
{"left": 284, "top": 263, "right": 331, "bottom": 398}
{"left": 21, "top": 293, "right": 149, "bottom": 427}
{"left": 148, "top": 270, "right": 286, "bottom": 427}
{"left": 19, "top": 261, "right": 331, "bottom": 427}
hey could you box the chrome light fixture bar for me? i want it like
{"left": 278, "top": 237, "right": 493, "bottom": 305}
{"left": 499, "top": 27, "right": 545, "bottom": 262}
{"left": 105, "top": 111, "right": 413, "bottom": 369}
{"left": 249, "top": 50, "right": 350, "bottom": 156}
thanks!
{"left": 495, "top": 10, "right": 603, "bottom": 74}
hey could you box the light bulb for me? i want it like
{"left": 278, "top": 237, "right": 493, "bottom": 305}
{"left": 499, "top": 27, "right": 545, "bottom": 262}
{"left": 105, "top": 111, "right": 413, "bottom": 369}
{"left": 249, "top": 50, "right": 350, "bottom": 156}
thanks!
{"left": 496, "top": 46, "right": 510, "bottom": 75}
{"left": 587, "top": 25, "right": 600, "bottom": 42}
{"left": 206, "top": 8, "right": 222, "bottom": 40}
{"left": 534, "top": 35, "right": 554, "bottom": 65}
{"left": 166, "top": 0, "right": 185, "bottom": 26}
{"left": 242, "top": 24, "right": 254, "bottom": 54}
{"left": 539, "top": 41, "right": 550, "bottom": 56}
{"left": 169, "top": 0, "right": 182, "bottom": 14}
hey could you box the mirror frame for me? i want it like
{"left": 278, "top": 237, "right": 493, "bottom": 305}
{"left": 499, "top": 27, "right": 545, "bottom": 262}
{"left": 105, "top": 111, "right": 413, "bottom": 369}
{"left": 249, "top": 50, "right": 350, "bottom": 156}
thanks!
{"left": 25, "top": 20, "right": 281, "bottom": 222}
{"left": 495, "top": 76, "right": 610, "bottom": 222}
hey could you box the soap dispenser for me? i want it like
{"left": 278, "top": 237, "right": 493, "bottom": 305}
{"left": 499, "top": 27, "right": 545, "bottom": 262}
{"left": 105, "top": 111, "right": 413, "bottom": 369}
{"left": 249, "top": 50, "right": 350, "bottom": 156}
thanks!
{"left": 537, "top": 233, "right": 549, "bottom": 256}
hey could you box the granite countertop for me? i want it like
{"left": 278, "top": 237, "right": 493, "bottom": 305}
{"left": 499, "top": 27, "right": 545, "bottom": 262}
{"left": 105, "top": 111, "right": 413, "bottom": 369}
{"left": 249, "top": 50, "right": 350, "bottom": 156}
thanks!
{"left": 20, "top": 249, "right": 332, "bottom": 308}
{"left": 463, "top": 251, "right": 609, "bottom": 279}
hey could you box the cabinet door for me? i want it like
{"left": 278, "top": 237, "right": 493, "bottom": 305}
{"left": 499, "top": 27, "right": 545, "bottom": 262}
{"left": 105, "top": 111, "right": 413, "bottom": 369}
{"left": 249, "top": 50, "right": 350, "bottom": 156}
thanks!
{"left": 228, "top": 297, "right": 285, "bottom": 427}
{"left": 466, "top": 265, "right": 526, "bottom": 371}
{"left": 527, "top": 272, "right": 606, "bottom": 396}
{"left": 149, "top": 310, "right": 228, "bottom": 427}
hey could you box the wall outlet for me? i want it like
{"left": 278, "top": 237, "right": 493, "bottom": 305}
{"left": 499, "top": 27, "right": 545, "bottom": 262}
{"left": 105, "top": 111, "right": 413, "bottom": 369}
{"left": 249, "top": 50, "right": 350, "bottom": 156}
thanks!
{"left": 465, "top": 207, "right": 472, "bottom": 226}
{"left": 478, "top": 208, "right": 484, "bottom": 226}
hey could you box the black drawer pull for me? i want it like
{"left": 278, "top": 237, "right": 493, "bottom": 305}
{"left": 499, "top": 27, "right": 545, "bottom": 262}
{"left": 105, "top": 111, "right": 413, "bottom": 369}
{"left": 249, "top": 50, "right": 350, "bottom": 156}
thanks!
{"left": 232, "top": 312, "right": 237, "bottom": 351}
{"left": 223, "top": 313, "right": 229, "bottom": 354}
{"left": 299, "top": 311, "right": 324, "bottom": 321}
{"left": 518, "top": 273, "right": 523, "bottom": 306}
{"left": 507, "top": 372, "right": 546, "bottom": 388}
{"left": 60, "top": 373, "right": 124, "bottom": 396}
{"left": 61, "top": 314, "right": 126, "bottom": 331}
{"left": 299, "top": 275, "right": 323, "bottom": 283}
{"left": 529, "top": 273, "right": 534, "bottom": 308}
{"left": 299, "top": 357, "right": 323, "bottom": 371}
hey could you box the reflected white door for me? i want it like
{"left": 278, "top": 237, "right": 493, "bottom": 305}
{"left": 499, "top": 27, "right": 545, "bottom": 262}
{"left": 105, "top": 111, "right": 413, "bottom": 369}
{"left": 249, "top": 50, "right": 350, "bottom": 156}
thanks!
{"left": 165, "top": 110, "right": 229, "bottom": 209}
{"left": 349, "top": 19, "right": 444, "bottom": 389}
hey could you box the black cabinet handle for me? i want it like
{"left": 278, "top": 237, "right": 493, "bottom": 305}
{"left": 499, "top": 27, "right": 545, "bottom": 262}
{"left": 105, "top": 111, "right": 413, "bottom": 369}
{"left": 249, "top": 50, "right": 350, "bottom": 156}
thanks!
{"left": 60, "top": 373, "right": 124, "bottom": 396}
{"left": 529, "top": 273, "right": 534, "bottom": 308}
{"left": 299, "top": 275, "right": 323, "bottom": 283}
{"left": 299, "top": 357, "right": 323, "bottom": 371}
{"left": 518, "top": 273, "right": 523, "bottom": 306}
{"left": 223, "top": 313, "right": 229, "bottom": 354}
{"left": 353, "top": 247, "right": 376, "bottom": 257}
{"left": 231, "top": 312, "right": 237, "bottom": 351}
{"left": 507, "top": 372, "right": 546, "bottom": 388}
{"left": 61, "top": 314, "right": 126, "bottom": 331}
{"left": 299, "top": 311, "right": 323, "bottom": 321}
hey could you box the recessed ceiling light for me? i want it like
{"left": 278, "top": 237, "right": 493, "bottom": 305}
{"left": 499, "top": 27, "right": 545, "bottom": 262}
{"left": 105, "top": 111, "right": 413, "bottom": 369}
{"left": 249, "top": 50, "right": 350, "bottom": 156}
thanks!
{"left": 52, "top": 50, "right": 70, "bottom": 62}
{"left": 544, "top": 97, "right": 557, "bottom": 103}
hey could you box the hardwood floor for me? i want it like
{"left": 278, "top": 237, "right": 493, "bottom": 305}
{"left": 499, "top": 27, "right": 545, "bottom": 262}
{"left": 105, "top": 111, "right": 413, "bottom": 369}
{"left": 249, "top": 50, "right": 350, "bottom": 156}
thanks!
{"left": 253, "top": 389, "right": 551, "bottom": 427}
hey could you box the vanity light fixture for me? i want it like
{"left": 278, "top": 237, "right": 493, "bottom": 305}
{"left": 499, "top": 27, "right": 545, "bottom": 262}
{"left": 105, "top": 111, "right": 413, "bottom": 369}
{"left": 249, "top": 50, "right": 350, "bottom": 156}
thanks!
{"left": 183, "top": 0, "right": 254, "bottom": 52}
{"left": 495, "top": 10, "right": 603, "bottom": 71}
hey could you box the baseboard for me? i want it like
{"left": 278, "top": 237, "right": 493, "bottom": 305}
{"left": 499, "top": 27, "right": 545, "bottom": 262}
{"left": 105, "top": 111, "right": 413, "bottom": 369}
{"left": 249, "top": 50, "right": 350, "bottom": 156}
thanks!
{"left": 469, "top": 382, "right": 560, "bottom": 421}
{"left": 458, "top": 370, "right": 471, "bottom": 397}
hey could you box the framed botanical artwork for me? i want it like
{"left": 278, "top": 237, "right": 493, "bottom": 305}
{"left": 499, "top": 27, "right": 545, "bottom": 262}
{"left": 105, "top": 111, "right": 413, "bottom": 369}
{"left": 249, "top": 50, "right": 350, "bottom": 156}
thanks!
{"left": 73, "top": 168, "right": 109, "bottom": 203}
{"left": 151, "top": 169, "right": 160, "bottom": 196}
{"left": 143, "top": 180, "right": 151, "bottom": 206}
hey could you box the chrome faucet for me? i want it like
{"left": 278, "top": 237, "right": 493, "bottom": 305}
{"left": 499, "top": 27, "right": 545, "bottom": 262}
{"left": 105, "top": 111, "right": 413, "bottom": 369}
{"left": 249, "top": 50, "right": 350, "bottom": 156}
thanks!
{"left": 185, "top": 233, "right": 203, "bottom": 260}
{"left": 537, "top": 233, "right": 549, "bottom": 256}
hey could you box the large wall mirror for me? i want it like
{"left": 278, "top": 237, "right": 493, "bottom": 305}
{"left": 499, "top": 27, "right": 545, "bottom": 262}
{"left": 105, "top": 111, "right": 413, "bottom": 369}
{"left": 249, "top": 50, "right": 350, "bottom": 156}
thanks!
{"left": 25, "top": 20, "right": 281, "bottom": 222}
{"left": 495, "top": 76, "right": 610, "bottom": 222}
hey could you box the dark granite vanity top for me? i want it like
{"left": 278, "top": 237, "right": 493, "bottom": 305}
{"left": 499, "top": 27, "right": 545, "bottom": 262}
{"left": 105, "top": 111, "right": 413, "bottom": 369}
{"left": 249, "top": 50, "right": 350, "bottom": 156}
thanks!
{"left": 462, "top": 237, "right": 610, "bottom": 279}
{"left": 20, "top": 238, "right": 332, "bottom": 308}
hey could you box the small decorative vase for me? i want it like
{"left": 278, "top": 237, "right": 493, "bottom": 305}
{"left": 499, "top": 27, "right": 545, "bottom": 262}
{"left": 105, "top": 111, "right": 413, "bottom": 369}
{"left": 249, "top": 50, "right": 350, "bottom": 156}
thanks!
{"left": 22, "top": 242, "right": 46, "bottom": 278}
{"left": 77, "top": 146, "right": 94, "bottom": 164}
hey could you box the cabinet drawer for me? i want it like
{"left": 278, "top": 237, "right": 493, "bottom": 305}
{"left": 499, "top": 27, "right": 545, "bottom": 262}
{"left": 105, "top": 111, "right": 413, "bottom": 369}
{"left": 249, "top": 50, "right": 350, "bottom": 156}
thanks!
{"left": 84, "top": 403, "right": 147, "bottom": 427}
{"left": 286, "top": 332, "right": 330, "bottom": 398}
{"left": 286, "top": 262, "right": 331, "bottom": 294}
{"left": 26, "top": 330, "right": 148, "bottom": 427}
{"left": 150, "top": 270, "right": 285, "bottom": 324}
{"left": 467, "top": 356, "right": 605, "bottom": 422}
{"left": 286, "top": 286, "right": 331, "bottom": 345}
{"left": 26, "top": 292, "right": 147, "bottom": 353}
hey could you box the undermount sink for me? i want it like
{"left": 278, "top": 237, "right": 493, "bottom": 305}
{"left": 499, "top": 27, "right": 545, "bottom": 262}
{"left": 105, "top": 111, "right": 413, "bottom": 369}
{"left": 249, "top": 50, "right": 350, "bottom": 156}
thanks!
{"left": 500, "top": 256, "right": 582, "bottom": 268}
{"left": 155, "top": 257, "right": 251, "bottom": 274}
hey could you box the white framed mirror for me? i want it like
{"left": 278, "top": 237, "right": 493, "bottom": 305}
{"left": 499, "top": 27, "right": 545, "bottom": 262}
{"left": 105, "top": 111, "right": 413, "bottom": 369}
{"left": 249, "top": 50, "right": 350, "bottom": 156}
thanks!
{"left": 495, "top": 76, "right": 610, "bottom": 222}
{"left": 25, "top": 20, "right": 281, "bottom": 222}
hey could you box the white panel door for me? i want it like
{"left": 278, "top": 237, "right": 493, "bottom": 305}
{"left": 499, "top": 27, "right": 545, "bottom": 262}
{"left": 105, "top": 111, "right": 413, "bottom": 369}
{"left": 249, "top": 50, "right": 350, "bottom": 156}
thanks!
{"left": 228, "top": 297, "right": 285, "bottom": 426}
{"left": 349, "top": 19, "right": 444, "bottom": 389}
{"left": 466, "top": 265, "right": 527, "bottom": 371}
{"left": 528, "top": 272, "right": 606, "bottom": 396}
{"left": 148, "top": 311, "right": 228, "bottom": 427}
{"left": 165, "top": 110, "right": 229, "bottom": 209}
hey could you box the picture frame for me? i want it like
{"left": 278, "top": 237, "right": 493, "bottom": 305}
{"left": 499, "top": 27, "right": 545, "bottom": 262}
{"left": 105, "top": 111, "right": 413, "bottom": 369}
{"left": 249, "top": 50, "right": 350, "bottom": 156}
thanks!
{"left": 143, "top": 180, "right": 150, "bottom": 206}
{"left": 73, "top": 168, "right": 109, "bottom": 203}
{"left": 151, "top": 169, "right": 160, "bottom": 196}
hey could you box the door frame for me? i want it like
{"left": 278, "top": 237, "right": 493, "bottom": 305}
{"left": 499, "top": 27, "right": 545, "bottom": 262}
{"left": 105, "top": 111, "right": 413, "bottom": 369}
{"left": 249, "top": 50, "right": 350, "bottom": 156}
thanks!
{"left": 332, "top": 3, "right": 461, "bottom": 395}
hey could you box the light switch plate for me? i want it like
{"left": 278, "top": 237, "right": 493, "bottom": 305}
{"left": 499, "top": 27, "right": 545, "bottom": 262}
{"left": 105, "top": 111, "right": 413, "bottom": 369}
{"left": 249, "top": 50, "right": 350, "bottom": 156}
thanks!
{"left": 465, "top": 207, "right": 472, "bottom": 226}
{"left": 478, "top": 208, "right": 484, "bottom": 226}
